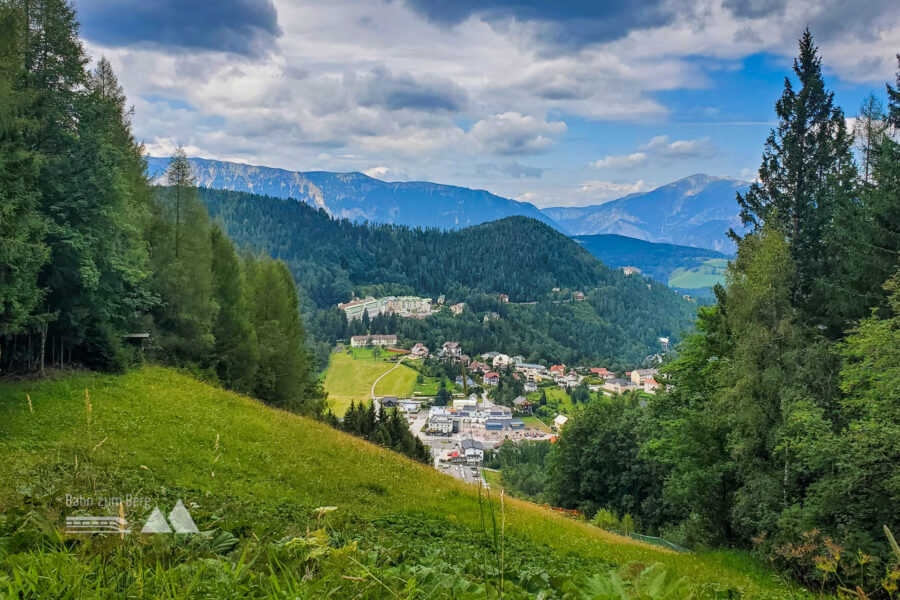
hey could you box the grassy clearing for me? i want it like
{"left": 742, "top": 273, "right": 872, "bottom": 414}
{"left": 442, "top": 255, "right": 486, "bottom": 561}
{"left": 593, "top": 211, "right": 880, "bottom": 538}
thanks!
{"left": 529, "top": 387, "right": 577, "bottom": 415}
{"left": 0, "top": 368, "right": 817, "bottom": 598}
{"left": 668, "top": 258, "right": 729, "bottom": 289}
{"left": 413, "top": 379, "right": 441, "bottom": 395}
{"left": 323, "top": 351, "right": 418, "bottom": 416}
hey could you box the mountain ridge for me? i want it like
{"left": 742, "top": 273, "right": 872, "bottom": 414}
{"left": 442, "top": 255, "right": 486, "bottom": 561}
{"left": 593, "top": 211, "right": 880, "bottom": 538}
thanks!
{"left": 542, "top": 174, "right": 750, "bottom": 252}
{"left": 146, "top": 156, "right": 558, "bottom": 230}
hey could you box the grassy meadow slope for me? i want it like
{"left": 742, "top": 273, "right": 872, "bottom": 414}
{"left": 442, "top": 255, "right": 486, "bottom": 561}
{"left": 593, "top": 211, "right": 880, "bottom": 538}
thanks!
{"left": 0, "top": 368, "right": 815, "bottom": 598}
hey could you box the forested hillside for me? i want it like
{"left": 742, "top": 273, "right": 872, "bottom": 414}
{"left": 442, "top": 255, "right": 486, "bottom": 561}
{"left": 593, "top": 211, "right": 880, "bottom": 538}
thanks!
{"left": 573, "top": 234, "right": 730, "bottom": 286}
{"left": 200, "top": 188, "right": 696, "bottom": 366}
{"left": 0, "top": 1, "right": 323, "bottom": 416}
{"left": 542, "top": 32, "right": 900, "bottom": 595}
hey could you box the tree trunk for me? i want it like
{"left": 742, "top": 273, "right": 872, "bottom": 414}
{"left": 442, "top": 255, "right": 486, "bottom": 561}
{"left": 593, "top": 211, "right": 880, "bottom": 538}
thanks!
{"left": 39, "top": 323, "right": 47, "bottom": 376}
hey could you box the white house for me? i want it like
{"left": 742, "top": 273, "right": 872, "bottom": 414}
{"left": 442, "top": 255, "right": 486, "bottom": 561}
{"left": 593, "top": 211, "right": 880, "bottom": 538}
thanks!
{"left": 410, "top": 343, "right": 429, "bottom": 358}
{"left": 350, "top": 334, "right": 397, "bottom": 348}
{"left": 553, "top": 414, "right": 569, "bottom": 430}
{"left": 428, "top": 415, "right": 454, "bottom": 435}
{"left": 441, "top": 341, "right": 462, "bottom": 358}
{"left": 461, "top": 439, "right": 484, "bottom": 465}
{"left": 492, "top": 353, "right": 512, "bottom": 368}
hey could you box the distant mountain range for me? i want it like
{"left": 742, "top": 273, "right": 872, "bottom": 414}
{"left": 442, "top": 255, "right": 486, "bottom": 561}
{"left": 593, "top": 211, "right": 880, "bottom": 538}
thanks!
{"left": 542, "top": 174, "right": 750, "bottom": 253}
{"left": 145, "top": 157, "right": 556, "bottom": 230}
{"left": 147, "top": 157, "right": 748, "bottom": 253}
{"left": 573, "top": 234, "right": 731, "bottom": 294}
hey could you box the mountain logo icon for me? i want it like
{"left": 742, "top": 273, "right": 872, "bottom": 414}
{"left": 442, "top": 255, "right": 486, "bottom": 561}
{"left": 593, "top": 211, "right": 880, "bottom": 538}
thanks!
{"left": 141, "top": 500, "right": 199, "bottom": 534}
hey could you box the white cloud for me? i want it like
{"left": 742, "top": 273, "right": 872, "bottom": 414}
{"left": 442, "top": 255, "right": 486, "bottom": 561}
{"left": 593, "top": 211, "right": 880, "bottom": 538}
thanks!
{"left": 591, "top": 152, "right": 648, "bottom": 169}
{"left": 739, "top": 167, "right": 759, "bottom": 181}
{"left": 591, "top": 136, "right": 717, "bottom": 172}
{"left": 639, "top": 135, "right": 717, "bottom": 158}
{"left": 469, "top": 112, "right": 567, "bottom": 155}
{"left": 578, "top": 179, "right": 650, "bottom": 197}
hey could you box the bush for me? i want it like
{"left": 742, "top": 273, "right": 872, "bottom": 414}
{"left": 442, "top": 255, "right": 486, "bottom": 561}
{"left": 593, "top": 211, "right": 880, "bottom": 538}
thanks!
{"left": 622, "top": 514, "right": 635, "bottom": 536}
{"left": 591, "top": 508, "right": 620, "bottom": 531}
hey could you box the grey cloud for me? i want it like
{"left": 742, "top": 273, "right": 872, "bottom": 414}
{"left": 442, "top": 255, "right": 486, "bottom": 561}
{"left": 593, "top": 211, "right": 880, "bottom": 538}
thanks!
{"left": 723, "top": 0, "right": 899, "bottom": 44}
{"left": 722, "top": 0, "right": 786, "bottom": 19}
{"left": 355, "top": 68, "right": 468, "bottom": 112}
{"left": 402, "top": 0, "right": 691, "bottom": 48}
{"left": 74, "top": 0, "right": 281, "bottom": 57}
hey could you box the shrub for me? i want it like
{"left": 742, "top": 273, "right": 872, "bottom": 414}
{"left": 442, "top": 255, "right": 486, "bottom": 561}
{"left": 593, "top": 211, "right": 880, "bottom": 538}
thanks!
{"left": 592, "top": 508, "right": 620, "bottom": 531}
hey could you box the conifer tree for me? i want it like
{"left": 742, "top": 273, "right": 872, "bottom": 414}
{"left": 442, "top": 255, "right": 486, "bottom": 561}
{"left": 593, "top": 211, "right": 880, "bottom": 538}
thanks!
{"left": 246, "top": 255, "right": 324, "bottom": 415}
{"left": 148, "top": 148, "right": 216, "bottom": 363}
{"left": 0, "top": 4, "right": 47, "bottom": 345}
{"left": 733, "top": 29, "right": 855, "bottom": 323}
{"left": 854, "top": 94, "right": 888, "bottom": 185}
{"left": 210, "top": 224, "right": 258, "bottom": 391}
{"left": 828, "top": 58, "right": 900, "bottom": 325}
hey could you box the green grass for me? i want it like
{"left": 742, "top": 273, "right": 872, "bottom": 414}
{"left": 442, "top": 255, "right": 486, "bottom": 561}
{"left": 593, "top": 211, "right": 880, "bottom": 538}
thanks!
{"left": 0, "top": 367, "right": 817, "bottom": 598}
{"left": 520, "top": 415, "right": 552, "bottom": 432}
{"left": 373, "top": 361, "right": 418, "bottom": 397}
{"left": 322, "top": 351, "right": 418, "bottom": 416}
{"left": 413, "top": 379, "right": 441, "bottom": 395}
{"left": 482, "top": 469, "right": 503, "bottom": 491}
{"left": 668, "top": 258, "right": 730, "bottom": 289}
{"left": 530, "top": 387, "right": 577, "bottom": 415}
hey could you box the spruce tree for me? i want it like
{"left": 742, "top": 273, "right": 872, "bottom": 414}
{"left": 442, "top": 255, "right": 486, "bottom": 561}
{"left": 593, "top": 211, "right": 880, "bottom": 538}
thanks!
{"left": 733, "top": 29, "right": 855, "bottom": 323}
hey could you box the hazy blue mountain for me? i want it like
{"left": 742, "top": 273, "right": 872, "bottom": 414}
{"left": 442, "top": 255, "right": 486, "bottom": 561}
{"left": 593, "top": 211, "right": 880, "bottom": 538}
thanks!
{"left": 573, "top": 233, "right": 731, "bottom": 296}
{"left": 542, "top": 174, "right": 750, "bottom": 253}
{"left": 146, "top": 156, "right": 558, "bottom": 230}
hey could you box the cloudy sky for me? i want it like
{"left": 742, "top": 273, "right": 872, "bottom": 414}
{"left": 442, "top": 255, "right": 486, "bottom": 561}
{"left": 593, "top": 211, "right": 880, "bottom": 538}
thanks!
{"left": 74, "top": 0, "right": 899, "bottom": 207}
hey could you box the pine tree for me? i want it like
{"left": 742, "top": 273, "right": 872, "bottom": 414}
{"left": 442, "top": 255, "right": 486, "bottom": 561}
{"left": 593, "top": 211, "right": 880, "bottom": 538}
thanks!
{"left": 888, "top": 55, "right": 900, "bottom": 129}
{"left": 17, "top": 0, "right": 153, "bottom": 371}
{"left": 828, "top": 59, "right": 900, "bottom": 325}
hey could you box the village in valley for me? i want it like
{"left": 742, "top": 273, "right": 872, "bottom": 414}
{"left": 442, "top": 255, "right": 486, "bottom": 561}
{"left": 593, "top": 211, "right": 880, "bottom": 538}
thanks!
{"left": 328, "top": 289, "right": 664, "bottom": 486}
